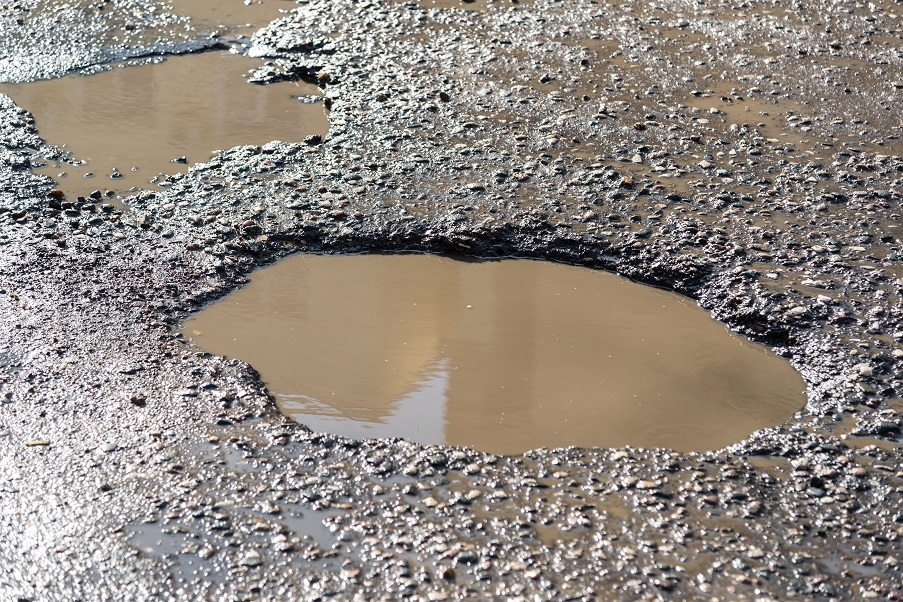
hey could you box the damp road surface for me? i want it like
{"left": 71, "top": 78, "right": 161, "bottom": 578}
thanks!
{"left": 1, "top": 0, "right": 902, "bottom": 600}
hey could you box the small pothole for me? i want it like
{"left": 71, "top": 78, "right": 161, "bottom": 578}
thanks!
{"left": 0, "top": 50, "right": 327, "bottom": 201}
{"left": 184, "top": 254, "right": 807, "bottom": 454}
{"left": 168, "top": 0, "right": 292, "bottom": 36}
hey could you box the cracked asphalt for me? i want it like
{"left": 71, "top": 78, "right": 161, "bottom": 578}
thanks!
{"left": 1, "top": 0, "right": 902, "bottom": 600}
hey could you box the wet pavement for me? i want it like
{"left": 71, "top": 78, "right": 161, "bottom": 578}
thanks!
{"left": 1, "top": 0, "right": 902, "bottom": 600}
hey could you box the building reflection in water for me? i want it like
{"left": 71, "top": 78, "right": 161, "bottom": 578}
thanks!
{"left": 185, "top": 254, "right": 806, "bottom": 454}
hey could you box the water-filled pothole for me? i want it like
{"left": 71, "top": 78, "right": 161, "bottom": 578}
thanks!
{"left": 0, "top": 51, "right": 327, "bottom": 201}
{"left": 169, "top": 0, "right": 293, "bottom": 36}
{"left": 185, "top": 254, "right": 806, "bottom": 454}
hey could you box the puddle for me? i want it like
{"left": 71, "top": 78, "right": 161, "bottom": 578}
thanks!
{"left": 747, "top": 456, "right": 792, "bottom": 481}
{"left": 169, "top": 0, "right": 294, "bottom": 36}
{"left": 841, "top": 436, "right": 901, "bottom": 451}
{"left": 0, "top": 51, "right": 327, "bottom": 201}
{"left": 681, "top": 84, "right": 815, "bottom": 151}
{"left": 279, "top": 506, "right": 340, "bottom": 549}
{"left": 819, "top": 555, "right": 889, "bottom": 578}
{"left": 129, "top": 522, "right": 186, "bottom": 557}
{"left": 184, "top": 254, "right": 806, "bottom": 454}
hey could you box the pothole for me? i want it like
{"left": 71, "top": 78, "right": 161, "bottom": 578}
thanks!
{"left": 184, "top": 254, "right": 806, "bottom": 454}
{"left": 169, "top": 0, "right": 293, "bottom": 36}
{"left": 0, "top": 50, "right": 327, "bottom": 202}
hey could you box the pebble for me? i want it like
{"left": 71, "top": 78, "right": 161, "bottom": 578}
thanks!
{"left": 239, "top": 550, "right": 263, "bottom": 567}
{"left": 273, "top": 540, "right": 294, "bottom": 552}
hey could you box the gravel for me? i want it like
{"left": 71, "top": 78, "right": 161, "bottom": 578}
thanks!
{"left": 0, "top": 0, "right": 902, "bottom": 599}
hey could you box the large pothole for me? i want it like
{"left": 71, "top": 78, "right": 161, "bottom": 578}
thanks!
{"left": 184, "top": 253, "right": 806, "bottom": 454}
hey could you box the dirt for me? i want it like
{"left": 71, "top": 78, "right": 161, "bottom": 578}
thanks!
{"left": 0, "top": 0, "right": 902, "bottom": 600}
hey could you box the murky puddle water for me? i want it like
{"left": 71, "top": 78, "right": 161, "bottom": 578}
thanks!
{"left": 0, "top": 51, "right": 326, "bottom": 201}
{"left": 168, "top": 0, "right": 294, "bottom": 36}
{"left": 184, "top": 254, "right": 806, "bottom": 454}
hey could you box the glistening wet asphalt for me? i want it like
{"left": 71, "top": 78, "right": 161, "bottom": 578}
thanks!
{"left": 0, "top": 0, "right": 902, "bottom": 599}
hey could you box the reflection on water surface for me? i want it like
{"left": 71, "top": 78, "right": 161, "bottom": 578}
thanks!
{"left": 185, "top": 254, "right": 807, "bottom": 454}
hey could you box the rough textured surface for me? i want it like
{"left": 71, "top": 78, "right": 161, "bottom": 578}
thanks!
{"left": 0, "top": 0, "right": 218, "bottom": 83}
{"left": 1, "top": 0, "right": 902, "bottom": 600}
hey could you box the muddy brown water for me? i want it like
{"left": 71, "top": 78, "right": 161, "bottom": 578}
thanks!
{"left": 0, "top": 51, "right": 327, "bottom": 201}
{"left": 169, "top": 0, "right": 294, "bottom": 35}
{"left": 184, "top": 254, "right": 806, "bottom": 454}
